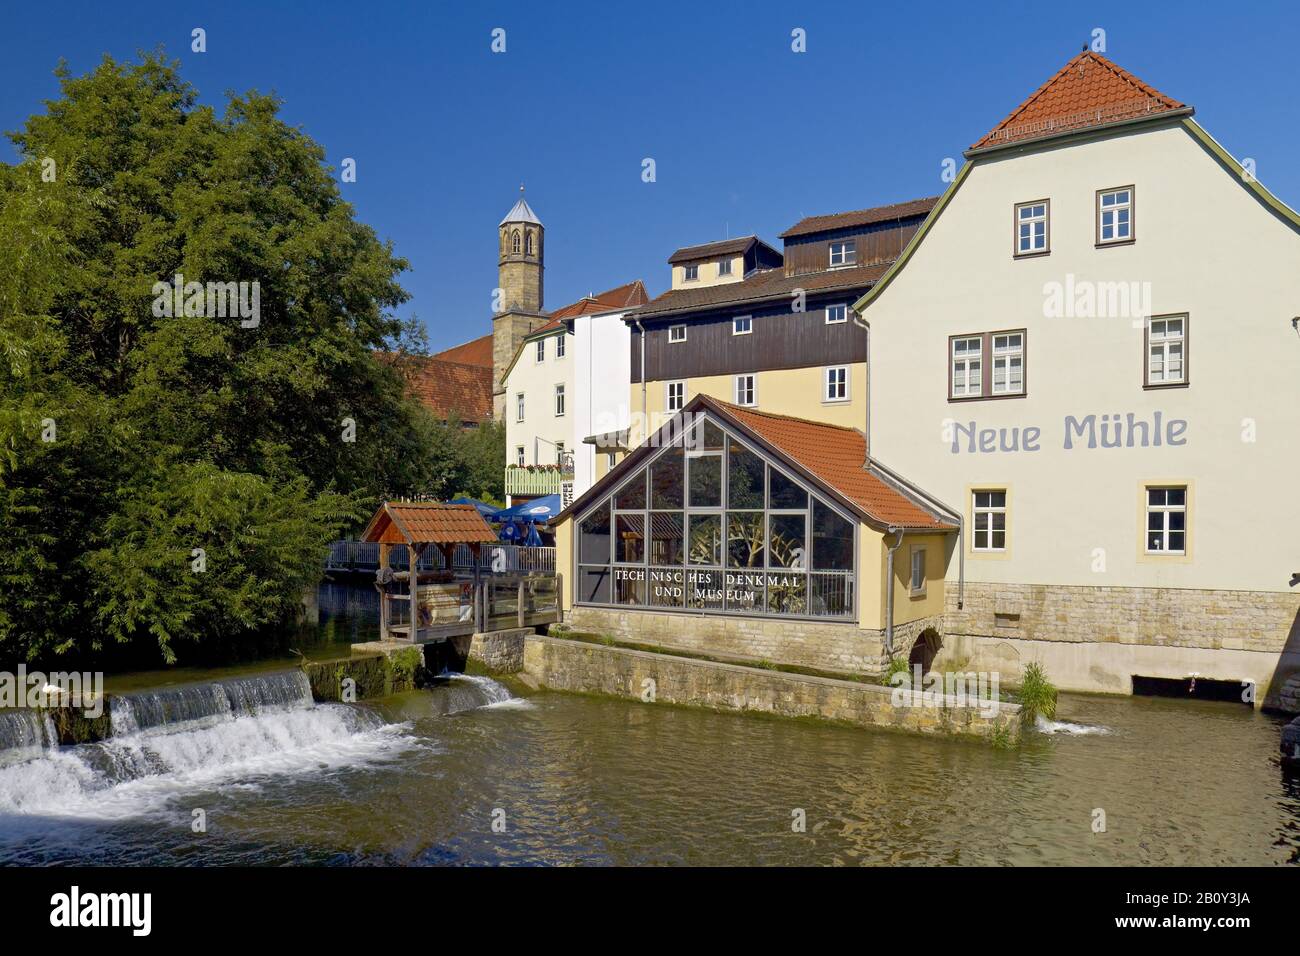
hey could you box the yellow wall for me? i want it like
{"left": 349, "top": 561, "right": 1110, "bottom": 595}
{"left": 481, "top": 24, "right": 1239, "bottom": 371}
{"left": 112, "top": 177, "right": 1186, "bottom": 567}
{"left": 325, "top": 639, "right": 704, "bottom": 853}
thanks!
{"left": 554, "top": 515, "right": 573, "bottom": 613}
{"left": 671, "top": 254, "right": 744, "bottom": 290}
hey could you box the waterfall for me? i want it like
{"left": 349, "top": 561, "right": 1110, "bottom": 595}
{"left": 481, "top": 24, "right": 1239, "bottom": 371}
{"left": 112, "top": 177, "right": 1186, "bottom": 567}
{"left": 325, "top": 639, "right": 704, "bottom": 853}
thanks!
{"left": 427, "top": 673, "right": 520, "bottom": 715}
{"left": 0, "top": 670, "right": 412, "bottom": 821}
{"left": 0, "top": 710, "right": 58, "bottom": 767}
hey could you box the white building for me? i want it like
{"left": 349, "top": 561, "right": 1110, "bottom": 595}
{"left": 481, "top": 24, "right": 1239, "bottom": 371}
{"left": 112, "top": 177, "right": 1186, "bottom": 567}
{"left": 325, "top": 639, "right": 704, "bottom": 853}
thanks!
{"left": 855, "top": 50, "right": 1300, "bottom": 709}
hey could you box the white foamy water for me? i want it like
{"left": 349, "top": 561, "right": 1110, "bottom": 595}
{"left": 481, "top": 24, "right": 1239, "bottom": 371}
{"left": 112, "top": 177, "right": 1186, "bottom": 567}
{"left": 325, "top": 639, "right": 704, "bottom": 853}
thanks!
{"left": 447, "top": 674, "right": 518, "bottom": 709}
{"left": 1035, "top": 715, "right": 1110, "bottom": 735}
{"left": 0, "top": 671, "right": 417, "bottom": 821}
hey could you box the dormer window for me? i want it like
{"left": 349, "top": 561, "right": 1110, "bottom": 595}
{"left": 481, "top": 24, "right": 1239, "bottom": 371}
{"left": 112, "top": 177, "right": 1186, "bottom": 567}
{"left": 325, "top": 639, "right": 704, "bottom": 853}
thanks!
{"left": 684, "top": 264, "right": 699, "bottom": 282}
{"left": 829, "top": 241, "right": 856, "bottom": 267}
{"left": 718, "top": 259, "right": 733, "bottom": 276}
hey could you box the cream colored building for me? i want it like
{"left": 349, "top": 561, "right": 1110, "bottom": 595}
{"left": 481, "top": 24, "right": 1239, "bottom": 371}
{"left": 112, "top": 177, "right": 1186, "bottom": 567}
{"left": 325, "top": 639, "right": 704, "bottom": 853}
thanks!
{"left": 855, "top": 51, "right": 1300, "bottom": 708}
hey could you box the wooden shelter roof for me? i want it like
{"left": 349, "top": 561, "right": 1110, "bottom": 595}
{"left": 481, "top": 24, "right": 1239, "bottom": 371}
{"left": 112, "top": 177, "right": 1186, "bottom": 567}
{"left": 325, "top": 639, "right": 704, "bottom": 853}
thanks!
{"left": 361, "top": 502, "right": 497, "bottom": 546}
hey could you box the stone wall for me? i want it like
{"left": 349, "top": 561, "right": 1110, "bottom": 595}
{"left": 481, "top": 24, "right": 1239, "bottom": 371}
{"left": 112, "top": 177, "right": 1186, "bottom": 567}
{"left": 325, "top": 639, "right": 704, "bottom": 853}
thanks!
{"left": 523, "top": 634, "right": 1020, "bottom": 743}
{"left": 567, "top": 606, "right": 885, "bottom": 675}
{"left": 468, "top": 629, "right": 528, "bottom": 673}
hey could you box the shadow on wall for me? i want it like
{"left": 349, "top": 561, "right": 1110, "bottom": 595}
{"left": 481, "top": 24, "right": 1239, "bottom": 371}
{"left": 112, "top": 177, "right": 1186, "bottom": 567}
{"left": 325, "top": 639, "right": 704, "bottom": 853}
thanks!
{"left": 1263, "top": 606, "right": 1300, "bottom": 715}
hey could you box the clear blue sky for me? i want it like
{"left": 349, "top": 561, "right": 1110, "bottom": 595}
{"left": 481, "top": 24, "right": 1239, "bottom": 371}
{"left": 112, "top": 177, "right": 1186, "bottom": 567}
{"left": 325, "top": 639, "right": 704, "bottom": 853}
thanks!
{"left": 4, "top": 1, "right": 1298, "bottom": 352}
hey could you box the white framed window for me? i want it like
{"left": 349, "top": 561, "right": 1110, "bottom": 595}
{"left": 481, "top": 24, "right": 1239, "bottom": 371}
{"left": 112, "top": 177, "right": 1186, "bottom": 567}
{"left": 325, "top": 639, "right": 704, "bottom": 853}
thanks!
{"left": 555, "top": 334, "right": 565, "bottom": 359}
{"left": 666, "top": 380, "right": 685, "bottom": 412}
{"left": 515, "top": 392, "right": 525, "bottom": 422}
{"left": 950, "top": 336, "right": 983, "bottom": 398}
{"left": 554, "top": 383, "right": 566, "bottom": 417}
{"left": 1098, "top": 187, "right": 1133, "bottom": 244}
{"left": 669, "top": 324, "right": 687, "bottom": 343}
{"left": 684, "top": 264, "right": 699, "bottom": 281}
{"left": 1146, "top": 315, "right": 1186, "bottom": 386}
{"left": 535, "top": 339, "right": 545, "bottom": 362}
{"left": 909, "top": 547, "right": 926, "bottom": 597}
{"left": 516, "top": 446, "right": 525, "bottom": 467}
{"left": 734, "top": 374, "right": 756, "bottom": 406}
{"left": 606, "top": 452, "right": 617, "bottom": 468}
{"left": 824, "top": 366, "right": 848, "bottom": 402}
{"left": 732, "top": 315, "right": 752, "bottom": 335}
{"left": 1146, "top": 486, "right": 1187, "bottom": 554}
{"left": 991, "top": 332, "right": 1024, "bottom": 395}
{"left": 825, "top": 303, "right": 847, "bottom": 324}
{"left": 1015, "top": 200, "right": 1049, "bottom": 255}
{"left": 972, "top": 490, "right": 1007, "bottom": 551}
{"left": 828, "top": 241, "right": 857, "bottom": 267}
{"left": 718, "top": 258, "right": 733, "bottom": 276}
{"left": 555, "top": 441, "right": 566, "bottom": 466}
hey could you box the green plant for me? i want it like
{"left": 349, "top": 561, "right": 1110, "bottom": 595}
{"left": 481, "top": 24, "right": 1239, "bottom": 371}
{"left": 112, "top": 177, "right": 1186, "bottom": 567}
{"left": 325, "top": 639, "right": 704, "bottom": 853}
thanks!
{"left": 1017, "top": 662, "right": 1058, "bottom": 724}
{"left": 990, "top": 721, "right": 1015, "bottom": 750}
{"left": 882, "top": 656, "right": 911, "bottom": 685}
{"left": 386, "top": 647, "right": 423, "bottom": 688}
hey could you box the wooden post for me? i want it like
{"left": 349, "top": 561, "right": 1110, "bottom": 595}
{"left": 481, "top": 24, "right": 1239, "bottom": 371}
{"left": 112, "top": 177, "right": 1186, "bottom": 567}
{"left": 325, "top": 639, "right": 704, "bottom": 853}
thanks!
{"left": 517, "top": 577, "right": 525, "bottom": 628}
{"left": 471, "top": 543, "right": 483, "bottom": 633}
{"left": 410, "top": 542, "right": 426, "bottom": 643}
{"left": 378, "top": 542, "right": 391, "bottom": 641}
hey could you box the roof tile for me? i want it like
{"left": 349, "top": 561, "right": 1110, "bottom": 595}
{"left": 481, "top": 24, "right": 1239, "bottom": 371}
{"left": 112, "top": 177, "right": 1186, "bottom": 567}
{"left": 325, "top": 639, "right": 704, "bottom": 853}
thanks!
{"left": 779, "top": 197, "right": 938, "bottom": 239}
{"left": 363, "top": 502, "right": 498, "bottom": 545}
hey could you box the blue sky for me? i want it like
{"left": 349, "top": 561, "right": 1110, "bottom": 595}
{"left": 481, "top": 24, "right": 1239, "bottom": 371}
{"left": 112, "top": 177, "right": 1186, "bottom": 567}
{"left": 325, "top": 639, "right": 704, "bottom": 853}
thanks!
{"left": 4, "top": 1, "right": 1298, "bottom": 352}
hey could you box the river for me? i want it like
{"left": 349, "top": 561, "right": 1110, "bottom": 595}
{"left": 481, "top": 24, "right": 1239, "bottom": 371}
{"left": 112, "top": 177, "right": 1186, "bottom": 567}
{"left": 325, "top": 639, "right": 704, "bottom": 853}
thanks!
{"left": 0, "top": 583, "right": 1295, "bottom": 866}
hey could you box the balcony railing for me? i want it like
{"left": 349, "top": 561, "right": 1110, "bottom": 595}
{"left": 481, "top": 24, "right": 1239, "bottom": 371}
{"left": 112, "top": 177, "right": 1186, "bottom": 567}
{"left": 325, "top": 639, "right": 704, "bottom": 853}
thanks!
{"left": 505, "top": 464, "right": 573, "bottom": 498}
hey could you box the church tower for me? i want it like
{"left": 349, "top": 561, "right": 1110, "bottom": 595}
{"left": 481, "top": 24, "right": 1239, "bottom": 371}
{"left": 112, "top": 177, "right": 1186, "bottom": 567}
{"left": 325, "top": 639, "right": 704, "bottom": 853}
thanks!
{"left": 493, "top": 186, "right": 546, "bottom": 418}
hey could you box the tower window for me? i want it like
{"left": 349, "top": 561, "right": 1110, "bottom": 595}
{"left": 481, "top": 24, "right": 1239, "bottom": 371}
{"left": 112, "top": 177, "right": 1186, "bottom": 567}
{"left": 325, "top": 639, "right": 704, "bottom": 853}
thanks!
{"left": 512, "top": 231, "right": 521, "bottom": 254}
{"left": 526, "top": 232, "right": 534, "bottom": 255}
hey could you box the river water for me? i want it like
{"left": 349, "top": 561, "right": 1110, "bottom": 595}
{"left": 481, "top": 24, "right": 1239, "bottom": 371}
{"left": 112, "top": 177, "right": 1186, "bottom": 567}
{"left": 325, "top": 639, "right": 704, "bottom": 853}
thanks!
{"left": 0, "top": 584, "right": 1295, "bottom": 866}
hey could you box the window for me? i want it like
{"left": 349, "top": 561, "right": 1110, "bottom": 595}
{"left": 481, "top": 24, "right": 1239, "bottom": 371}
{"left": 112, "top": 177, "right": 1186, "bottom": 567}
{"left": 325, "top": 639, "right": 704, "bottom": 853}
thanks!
{"left": 607, "top": 452, "right": 617, "bottom": 469}
{"left": 666, "top": 380, "right": 685, "bottom": 412}
{"left": 684, "top": 264, "right": 699, "bottom": 281}
{"left": 555, "top": 441, "right": 566, "bottom": 466}
{"left": 950, "top": 336, "right": 983, "bottom": 398}
{"left": 718, "top": 258, "right": 732, "bottom": 276}
{"left": 825, "top": 303, "right": 847, "bottom": 325}
{"left": 554, "top": 383, "right": 566, "bottom": 417}
{"left": 734, "top": 374, "right": 756, "bottom": 406}
{"left": 535, "top": 339, "right": 545, "bottom": 362}
{"left": 515, "top": 446, "right": 525, "bottom": 467}
{"left": 555, "top": 335, "right": 565, "bottom": 359}
{"left": 824, "top": 366, "right": 848, "bottom": 402}
{"left": 1146, "top": 486, "right": 1187, "bottom": 554}
{"left": 991, "top": 332, "right": 1024, "bottom": 395}
{"left": 515, "top": 392, "right": 525, "bottom": 422}
{"left": 1146, "top": 315, "right": 1186, "bottom": 387}
{"left": 732, "top": 315, "right": 752, "bottom": 335}
{"left": 669, "top": 325, "right": 687, "bottom": 343}
{"left": 909, "top": 547, "right": 926, "bottom": 597}
{"left": 1097, "top": 187, "right": 1133, "bottom": 244}
{"left": 829, "top": 241, "right": 857, "bottom": 267}
{"left": 574, "top": 413, "right": 856, "bottom": 619}
{"left": 972, "top": 490, "right": 1007, "bottom": 551}
{"left": 1015, "top": 200, "right": 1049, "bottom": 255}
{"left": 511, "top": 231, "right": 521, "bottom": 254}
{"left": 949, "top": 331, "right": 1026, "bottom": 400}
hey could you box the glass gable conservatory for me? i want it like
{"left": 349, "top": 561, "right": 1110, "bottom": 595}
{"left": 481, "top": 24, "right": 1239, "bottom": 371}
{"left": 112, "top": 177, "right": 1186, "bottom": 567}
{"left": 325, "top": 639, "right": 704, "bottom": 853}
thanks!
{"left": 575, "top": 415, "right": 856, "bottom": 619}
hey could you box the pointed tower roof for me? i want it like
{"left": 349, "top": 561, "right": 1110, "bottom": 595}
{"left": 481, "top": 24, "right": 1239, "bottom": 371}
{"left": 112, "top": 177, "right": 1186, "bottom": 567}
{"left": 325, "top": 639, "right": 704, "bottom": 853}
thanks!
{"left": 500, "top": 185, "right": 543, "bottom": 226}
{"left": 969, "top": 50, "right": 1190, "bottom": 153}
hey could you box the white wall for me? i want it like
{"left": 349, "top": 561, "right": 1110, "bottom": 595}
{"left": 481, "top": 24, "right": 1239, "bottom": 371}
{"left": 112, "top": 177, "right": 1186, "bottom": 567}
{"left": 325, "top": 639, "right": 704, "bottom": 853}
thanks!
{"left": 864, "top": 120, "right": 1300, "bottom": 593}
{"left": 504, "top": 330, "right": 574, "bottom": 472}
{"left": 572, "top": 309, "right": 633, "bottom": 496}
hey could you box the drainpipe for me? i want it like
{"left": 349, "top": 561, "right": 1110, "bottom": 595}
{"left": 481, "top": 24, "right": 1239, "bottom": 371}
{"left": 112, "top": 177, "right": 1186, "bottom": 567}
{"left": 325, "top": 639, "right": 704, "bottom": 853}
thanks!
{"left": 635, "top": 319, "right": 647, "bottom": 441}
{"left": 885, "top": 526, "right": 906, "bottom": 657}
{"left": 871, "top": 457, "right": 965, "bottom": 612}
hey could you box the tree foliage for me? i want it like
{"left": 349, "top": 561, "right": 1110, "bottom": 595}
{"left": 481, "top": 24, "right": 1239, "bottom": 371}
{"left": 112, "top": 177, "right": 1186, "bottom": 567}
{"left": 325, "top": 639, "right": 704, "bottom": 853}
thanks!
{"left": 0, "top": 52, "right": 484, "bottom": 667}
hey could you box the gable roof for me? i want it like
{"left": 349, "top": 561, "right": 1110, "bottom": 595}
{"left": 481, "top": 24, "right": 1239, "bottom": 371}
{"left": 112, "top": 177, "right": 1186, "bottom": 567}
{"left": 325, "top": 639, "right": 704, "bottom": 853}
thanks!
{"left": 361, "top": 501, "right": 497, "bottom": 546}
{"left": 431, "top": 333, "right": 493, "bottom": 368}
{"left": 667, "top": 235, "right": 781, "bottom": 265}
{"left": 380, "top": 352, "right": 493, "bottom": 422}
{"left": 628, "top": 261, "right": 889, "bottom": 322}
{"left": 779, "top": 197, "right": 939, "bottom": 239}
{"left": 559, "top": 394, "right": 954, "bottom": 532}
{"left": 527, "top": 280, "right": 650, "bottom": 337}
{"left": 970, "top": 50, "right": 1189, "bottom": 153}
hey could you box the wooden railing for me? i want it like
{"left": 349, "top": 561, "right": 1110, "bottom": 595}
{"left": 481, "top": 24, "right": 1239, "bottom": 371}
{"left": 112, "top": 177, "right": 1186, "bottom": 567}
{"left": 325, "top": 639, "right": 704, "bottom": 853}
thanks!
{"left": 504, "top": 465, "right": 572, "bottom": 497}
{"left": 327, "top": 541, "right": 555, "bottom": 574}
{"left": 380, "top": 573, "right": 561, "bottom": 643}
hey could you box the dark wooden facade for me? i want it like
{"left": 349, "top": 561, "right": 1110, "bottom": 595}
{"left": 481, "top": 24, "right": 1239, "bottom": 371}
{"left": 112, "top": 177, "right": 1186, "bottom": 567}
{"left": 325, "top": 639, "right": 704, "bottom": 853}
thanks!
{"left": 631, "top": 291, "right": 870, "bottom": 381}
{"left": 783, "top": 218, "right": 923, "bottom": 277}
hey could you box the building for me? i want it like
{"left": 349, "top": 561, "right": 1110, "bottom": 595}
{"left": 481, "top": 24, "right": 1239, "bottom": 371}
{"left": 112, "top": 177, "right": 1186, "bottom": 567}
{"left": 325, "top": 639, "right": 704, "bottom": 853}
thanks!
{"left": 621, "top": 200, "right": 935, "bottom": 456}
{"left": 383, "top": 335, "right": 494, "bottom": 425}
{"left": 854, "top": 50, "right": 1300, "bottom": 707}
{"left": 502, "top": 280, "right": 648, "bottom": 504}
{"left": 493, "top": 189, "right": 548, "bottom": 421}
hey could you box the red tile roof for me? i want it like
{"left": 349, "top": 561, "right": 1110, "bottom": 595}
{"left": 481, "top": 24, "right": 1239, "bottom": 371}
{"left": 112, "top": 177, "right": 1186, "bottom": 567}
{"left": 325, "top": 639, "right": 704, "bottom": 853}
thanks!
{"left": 362, "top": 502, "right": 498, "bottom": 546}
{"left": 528, "top": 280, "right": 650, "bottom": 336}
{"left": 667, "top": 235, "right": 781, "bottom": 265}
{"left": 779, "top": 197, "right": 938, "bottom": 239}
{"left": 431, "top": 333, "right": 493, "bottom": 368}
{"left": 379, "top": 352, "right": 493, "bottom": 422}
{"left": 703, "top": 397, "right": 953, "bottom": 531}
{"left": 971, "top": 50, "right": 1188, "bottom": 152}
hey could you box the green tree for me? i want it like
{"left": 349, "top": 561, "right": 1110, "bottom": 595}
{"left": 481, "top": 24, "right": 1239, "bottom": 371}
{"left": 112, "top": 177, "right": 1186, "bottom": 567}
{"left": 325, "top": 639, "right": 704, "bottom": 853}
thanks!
{"left": 0, "top": 52, "right": 456, "bottom": 666}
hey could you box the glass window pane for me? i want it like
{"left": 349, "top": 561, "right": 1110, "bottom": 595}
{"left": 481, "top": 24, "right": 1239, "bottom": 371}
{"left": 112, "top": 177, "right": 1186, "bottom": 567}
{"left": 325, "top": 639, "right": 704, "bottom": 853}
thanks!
{"left": 615, "top": 514, "right": 645, "bottom": 563}
{"left": 687, "top": 514, "right": 722, "bottom": 566}
{"left": 579, "top": 503, "right": 611, "bottom": 564}
{"left": 1148, "top": 532, "right": 1163, "bottom": 551}
{"left": 578, "top": 565, "right": 610, "bottom": 603}
{"left": 689, "top": 418, "right": 726, "bottom": 454}
{"left": 769, "top": 513, "right": 807, "bottom": 569}
{"left": 686, "top": 567, "right": 724, "bottom": 610}
{"left": 648, "top": 566, "right": 684, "bottom": 608}
{"left": 650, "top": 448, "right": 684, "bottom": 509}
{"left": 687, "top": 454, "right": 722, "bottom": 508}
{"left": 615, "top": 470, "right": 646, "bottom": 510}
{"left": 768, "top": 468, "right": 808, "bottom": 510}
{"left": 765, "top": 571, "right": 806, "bottom": 614}
{"left": 1169, "top": 531, "right": 1185, "bottom": 552}
{"left": 724, "top": 570, "right": 763, "bottom": 612}
{"left": 649, "top": 512, "right": 684, "bottom": 565}
{"left": 1167, "top": 488, "right": 1185, "bottom": 506}
{"left": 727, "top": 512, "right": 765, "bottom": 568}
{"left": 727, "top": 441, "right": 764, "bottom": 508}
{"left": 613, "top": 569, "right": 645, "bottom": 605}
{"left": 811, "top": 501, "right": 854, "bottom": 570}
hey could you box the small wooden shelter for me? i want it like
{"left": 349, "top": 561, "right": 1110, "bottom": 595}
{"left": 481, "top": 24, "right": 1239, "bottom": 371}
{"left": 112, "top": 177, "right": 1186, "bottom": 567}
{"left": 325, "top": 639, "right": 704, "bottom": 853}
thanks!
{"left": 360, "top": 501, "right": 498, "bottom": 643}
